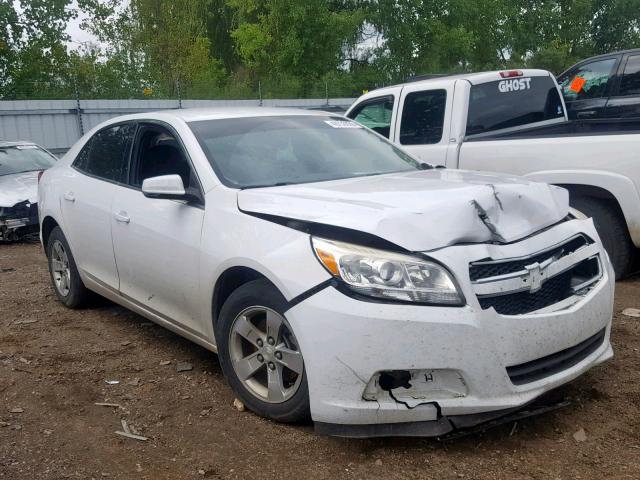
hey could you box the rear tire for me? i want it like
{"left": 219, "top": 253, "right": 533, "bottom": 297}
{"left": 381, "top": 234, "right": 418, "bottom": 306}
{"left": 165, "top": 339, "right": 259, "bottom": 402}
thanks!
{"left": 216, "top": 279, "right": 310, "bottom": 423}
{"left": 46, "top": 226, "right": 92, "bottom": 308}
{"left": 570, "top": 196, "right": 635, "bottom": 280}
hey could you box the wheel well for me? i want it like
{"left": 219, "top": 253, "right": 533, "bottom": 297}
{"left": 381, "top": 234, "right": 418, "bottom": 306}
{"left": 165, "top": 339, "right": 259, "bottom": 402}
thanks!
{"left": 41, "top": 216, "right": 59, "bottom": 251}
{"left": 557, "top": 184, "right": 625, "bottom": 215}
{"left": 211, "top": 267, "right": 268, "bottom": 328}
{"left": 558, "top": 184, "right": 617, "bottom": 203}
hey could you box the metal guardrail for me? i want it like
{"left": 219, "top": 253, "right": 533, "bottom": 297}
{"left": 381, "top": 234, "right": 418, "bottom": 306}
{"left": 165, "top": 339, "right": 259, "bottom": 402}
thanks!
{"left": 0, "top": 98, "right": 356, "bottom": 154}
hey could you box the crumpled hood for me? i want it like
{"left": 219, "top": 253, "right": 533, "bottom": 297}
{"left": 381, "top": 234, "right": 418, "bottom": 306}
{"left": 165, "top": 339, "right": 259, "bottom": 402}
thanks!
{"left": 0, "top": 171, "right": 39, "bottom": 208}
{"left": 237, "top": 169, "right": 569, "bottom": 251}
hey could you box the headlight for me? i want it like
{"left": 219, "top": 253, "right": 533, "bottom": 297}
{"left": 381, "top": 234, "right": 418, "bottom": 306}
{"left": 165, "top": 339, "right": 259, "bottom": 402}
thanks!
{"left": 312, "top": 237, "right": 464, "bottom": 305}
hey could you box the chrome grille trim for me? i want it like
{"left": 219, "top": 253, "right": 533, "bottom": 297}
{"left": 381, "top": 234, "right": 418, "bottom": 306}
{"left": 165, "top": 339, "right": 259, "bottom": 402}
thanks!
{"left": 471, "top": 242, "right": 601, "bottom": 298}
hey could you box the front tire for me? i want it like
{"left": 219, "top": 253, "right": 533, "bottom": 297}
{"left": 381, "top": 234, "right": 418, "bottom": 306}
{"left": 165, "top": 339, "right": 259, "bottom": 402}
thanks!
{"left": 46, "top": 226, "right": 92, "bottom": 308}
{"left": 570, "top": 196, "right": 636, "bottom": 280}
{"left": 216, "top": 279, "right": 310, "bottom": 423}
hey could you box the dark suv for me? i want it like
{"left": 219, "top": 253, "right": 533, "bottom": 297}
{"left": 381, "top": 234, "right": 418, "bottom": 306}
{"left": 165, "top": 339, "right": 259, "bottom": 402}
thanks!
{"left": 557, "top": 49, "right": 640, "bottom": 120}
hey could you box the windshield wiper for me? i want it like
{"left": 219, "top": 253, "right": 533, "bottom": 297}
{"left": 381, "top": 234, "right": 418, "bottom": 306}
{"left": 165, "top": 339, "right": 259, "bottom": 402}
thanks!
{"left": 0, "top": 169, "right": 44, "bottom": 177}
{"left": 241, "top": 181, "right": 296, "bottom": 190}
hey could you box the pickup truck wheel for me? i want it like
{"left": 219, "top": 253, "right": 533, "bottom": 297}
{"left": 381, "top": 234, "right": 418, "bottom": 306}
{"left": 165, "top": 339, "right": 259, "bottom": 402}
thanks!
{"left": 46, "top": 226, "right": 92, "bottom": 308}
{"left": 570, "top": 196, "right": 635, "bottom": 280}
{"left": 217, "top": 279, "right": 310, "bottom": 423}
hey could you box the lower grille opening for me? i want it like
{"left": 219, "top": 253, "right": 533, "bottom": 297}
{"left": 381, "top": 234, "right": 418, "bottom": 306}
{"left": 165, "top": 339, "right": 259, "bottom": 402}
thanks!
{"left": 506, "top": 328, "right": 606, "bottom": 385}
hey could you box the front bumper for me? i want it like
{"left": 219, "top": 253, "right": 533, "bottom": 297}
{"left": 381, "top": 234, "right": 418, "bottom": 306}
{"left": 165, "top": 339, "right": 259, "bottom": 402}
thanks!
{"left": 286, "top": 219, "right": 614, "bottom": 432}
{"left": 0, "top": 201, "right": 39, "bottom": 241}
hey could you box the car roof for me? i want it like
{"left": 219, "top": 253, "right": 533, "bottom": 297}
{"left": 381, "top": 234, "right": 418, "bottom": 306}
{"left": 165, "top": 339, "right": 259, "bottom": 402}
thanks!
{"left": 559, "top": 48, "right": 640, "bottom": 76}
{"left": 112, "top": 107, "right": 336, "bottom": 124}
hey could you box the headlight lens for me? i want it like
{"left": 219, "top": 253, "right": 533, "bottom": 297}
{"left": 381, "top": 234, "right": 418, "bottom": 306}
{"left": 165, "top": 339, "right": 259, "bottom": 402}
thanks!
{"left": 312, "top": 237, "right": 463, "bottom": 305}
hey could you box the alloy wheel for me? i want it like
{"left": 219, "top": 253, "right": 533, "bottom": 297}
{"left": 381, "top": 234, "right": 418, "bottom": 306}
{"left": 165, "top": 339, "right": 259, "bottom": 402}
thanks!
{"left": 51, "top": 240, "right": 71, "bottom": 297}
{"left": 229, "top": 306, "right": 304, "bottom": 403}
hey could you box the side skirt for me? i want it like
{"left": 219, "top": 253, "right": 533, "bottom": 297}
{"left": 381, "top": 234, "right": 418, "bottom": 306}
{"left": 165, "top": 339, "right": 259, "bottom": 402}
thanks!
{"left": 82, "top": 272, "right": 218, "bottom": 353}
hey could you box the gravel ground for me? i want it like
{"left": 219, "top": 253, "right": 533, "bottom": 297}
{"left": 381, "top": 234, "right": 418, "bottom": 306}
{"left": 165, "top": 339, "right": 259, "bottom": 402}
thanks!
{"left": 1, "top": 242, "right": 639, "bottom": 479}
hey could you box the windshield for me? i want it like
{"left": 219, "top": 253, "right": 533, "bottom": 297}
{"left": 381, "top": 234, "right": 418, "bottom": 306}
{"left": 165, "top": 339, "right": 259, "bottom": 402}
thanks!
{"left": 0, "top": 145, "right": 56, "bottom": 176}
{"left": 188, "top": 115, "right": 420, "bottom": 188}
{"left": 466, "top": 75, "right": 565, "bottom": 136}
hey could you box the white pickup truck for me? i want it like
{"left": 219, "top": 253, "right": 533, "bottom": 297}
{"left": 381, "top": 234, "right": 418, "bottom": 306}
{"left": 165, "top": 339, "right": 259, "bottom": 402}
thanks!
{"left": 346, "top": 69, "right": 640, "bottom": 279}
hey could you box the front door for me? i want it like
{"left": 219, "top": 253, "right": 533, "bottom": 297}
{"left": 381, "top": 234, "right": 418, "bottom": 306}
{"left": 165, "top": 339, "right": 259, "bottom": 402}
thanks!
{"left": 111, "top": 122, "right": 206, "bottom": 336}
{"left": 557, "top": 56, "right": 618, "bottom": 120}
{"left": 605, "top": 53, "right": 640, "bottom": 120}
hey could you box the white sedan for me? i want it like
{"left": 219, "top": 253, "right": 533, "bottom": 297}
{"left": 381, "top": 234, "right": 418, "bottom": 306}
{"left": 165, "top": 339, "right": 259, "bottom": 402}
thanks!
{"left": 38, "top": 108, "right": 614, "bottom": 437}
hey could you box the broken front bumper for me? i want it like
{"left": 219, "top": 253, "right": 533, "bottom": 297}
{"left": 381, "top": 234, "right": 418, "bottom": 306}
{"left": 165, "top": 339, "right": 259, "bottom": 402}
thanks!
{"left": 0, "top": 201, "right": 39, "bottom": 241}
{"left": 285, "top": 219, "right": 614, "bottom": 435}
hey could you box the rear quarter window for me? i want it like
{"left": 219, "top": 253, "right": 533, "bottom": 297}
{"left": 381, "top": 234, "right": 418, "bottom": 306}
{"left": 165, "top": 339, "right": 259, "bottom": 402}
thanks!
{"left": 466, "top": 76, "right": 564, "bottom": 136}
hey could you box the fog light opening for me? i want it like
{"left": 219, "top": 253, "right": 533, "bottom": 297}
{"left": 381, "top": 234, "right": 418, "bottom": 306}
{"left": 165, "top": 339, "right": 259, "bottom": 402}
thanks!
{"left": 378, "top": 370, "right": 412, "bottom": 391}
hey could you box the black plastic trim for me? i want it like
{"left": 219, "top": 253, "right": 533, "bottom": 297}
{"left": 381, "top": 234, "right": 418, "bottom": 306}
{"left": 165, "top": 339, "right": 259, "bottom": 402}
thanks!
{"left": 285, "top": 278, "right": 336, "bottom": 311}
{"left": 506, "top": 328, "right": 606, "bottom": 385}
{"left": 243, "top": 211, "right": 409, "bottom": 253}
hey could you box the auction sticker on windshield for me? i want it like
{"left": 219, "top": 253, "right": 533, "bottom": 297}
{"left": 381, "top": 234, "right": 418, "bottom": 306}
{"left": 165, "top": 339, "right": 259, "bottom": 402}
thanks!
{"left": 324, "top": 120, "right": 362, "bottom": 129}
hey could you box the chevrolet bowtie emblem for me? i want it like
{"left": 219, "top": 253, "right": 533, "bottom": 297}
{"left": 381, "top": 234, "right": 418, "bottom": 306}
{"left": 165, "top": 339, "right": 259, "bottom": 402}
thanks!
{"left": 523, "top": 253, "right": 560, "bottom": 293}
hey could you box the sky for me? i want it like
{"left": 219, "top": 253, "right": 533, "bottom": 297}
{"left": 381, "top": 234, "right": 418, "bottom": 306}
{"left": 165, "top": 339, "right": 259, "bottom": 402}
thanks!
{"left": 12, "top": 0, "right": 98, "bottom": 49}
{"left": 66, "top": 2, "right": 96, "bottom": 48}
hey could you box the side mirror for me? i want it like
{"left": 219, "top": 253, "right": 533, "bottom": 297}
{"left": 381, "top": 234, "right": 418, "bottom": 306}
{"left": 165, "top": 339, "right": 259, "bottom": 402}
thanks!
{"left": 141, "top": 174, "right": 188, "bottom": 200}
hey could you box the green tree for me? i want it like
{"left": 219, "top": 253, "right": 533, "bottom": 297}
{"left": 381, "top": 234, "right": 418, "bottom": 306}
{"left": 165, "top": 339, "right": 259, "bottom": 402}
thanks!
{"left": 0, "top": 0, "right": 77, "bottom": 99}
{"left": 227, "top": 0, "right": 363, "bottom": 94}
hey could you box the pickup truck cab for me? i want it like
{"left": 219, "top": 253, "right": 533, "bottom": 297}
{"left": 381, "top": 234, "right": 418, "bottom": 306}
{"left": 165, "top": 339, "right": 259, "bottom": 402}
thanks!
{"left": 346, "top": 69, "right": 640, "bottom": 278}
{"left": 557, "top": 49, "right": 640, "bottom": 120}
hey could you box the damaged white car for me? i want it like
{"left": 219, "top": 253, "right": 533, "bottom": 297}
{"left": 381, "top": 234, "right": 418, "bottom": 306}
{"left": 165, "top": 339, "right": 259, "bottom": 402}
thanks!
{"left": 0, "top": 141, "right": 57, "bottom": 241}
{"left": 38, "top": 109, "right": 614, "bottom": 437}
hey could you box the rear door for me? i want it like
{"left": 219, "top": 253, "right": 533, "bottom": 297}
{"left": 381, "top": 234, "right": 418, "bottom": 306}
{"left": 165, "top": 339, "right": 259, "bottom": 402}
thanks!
{"left": 62, "top": 123, "right": 135, "bottom": 290}
{"left": 557, "top": 56, "right": 619, "bottom": 120}
{"left": 393, "top": 85, "right": 452, "bottom": 166}
{"left": 604, "top": 53, "right": 640, "bottom": 119}
{"left": 111, "top": 122, "right": 206, "bottom": 335}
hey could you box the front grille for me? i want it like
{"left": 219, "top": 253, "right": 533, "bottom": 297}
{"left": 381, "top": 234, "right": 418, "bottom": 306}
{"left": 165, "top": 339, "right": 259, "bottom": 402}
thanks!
{"left": 469, "top": 235, "right": 589, "bottom": 281}
{"left": 470, "top": 235, "right": 601, "bottom": 315}
{"left": 478, "top": 268, "right": 572, "bottom": 315}
{"left": 506, "top": 328, "right": 606, "bottom": 385}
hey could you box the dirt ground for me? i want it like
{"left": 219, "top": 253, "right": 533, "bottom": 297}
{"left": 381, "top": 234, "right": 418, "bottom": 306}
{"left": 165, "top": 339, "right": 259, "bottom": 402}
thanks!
{"left": 1, "top": 242, "right": 639, "bottom": 480}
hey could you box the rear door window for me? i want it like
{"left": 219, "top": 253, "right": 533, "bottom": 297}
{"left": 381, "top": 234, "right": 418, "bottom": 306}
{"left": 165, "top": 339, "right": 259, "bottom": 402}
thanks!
{"left": 74, "top": 123, "right": 135, "bottom": 183}
{"left": 466, "top": 76, "right": 564, "bottom": 136}
{"left": 399, "top": 89, "right": 446, "bottom": 145}
{"left": 348, "top": 96, "right": 394, "bottom": 138}
{"left": 616, "top": 54, "right": 640, "bottom": 97}
{"left": 558, "top": 58, "right": 617, "bottom": 101}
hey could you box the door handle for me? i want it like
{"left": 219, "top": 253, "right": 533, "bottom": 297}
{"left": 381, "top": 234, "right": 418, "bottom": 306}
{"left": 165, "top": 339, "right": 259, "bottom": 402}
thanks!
{"left": 63, "top": 192, "right": 75, "bottom": 202}
{"left": 577, "top": 110, "right": 597, "bottom": 118}
{"left": 114, "top": 211, "right": 130, "bottom": 224}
